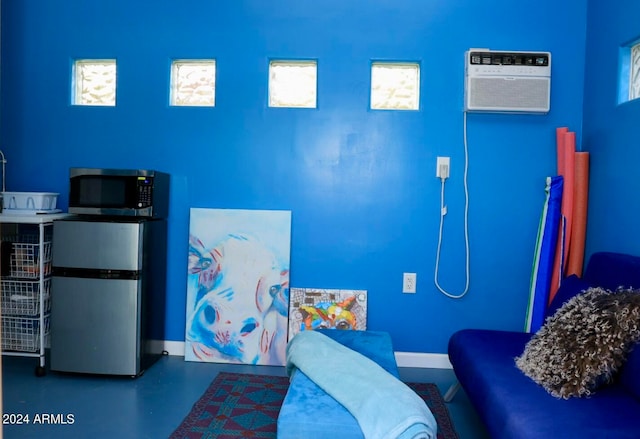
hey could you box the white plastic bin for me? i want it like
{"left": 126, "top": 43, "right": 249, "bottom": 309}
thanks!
{"left": 1, "top": 192, "right": 59, "bottom": 212}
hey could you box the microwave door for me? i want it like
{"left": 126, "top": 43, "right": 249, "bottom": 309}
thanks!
{"left": 70, "top": 175, "right": 133, "bottom": 206}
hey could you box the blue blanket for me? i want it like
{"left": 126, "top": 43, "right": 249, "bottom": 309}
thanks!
{"left": 286, "top": 330, "right": 437, "bottom": 439}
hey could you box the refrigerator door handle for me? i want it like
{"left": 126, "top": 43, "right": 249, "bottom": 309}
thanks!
{"left": 53, "top": 267, "right": 140, "bottom": 280}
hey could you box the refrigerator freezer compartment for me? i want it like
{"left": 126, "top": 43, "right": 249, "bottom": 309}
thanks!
{"left": 52, "top": 220, "right": 143, "bottom": 271}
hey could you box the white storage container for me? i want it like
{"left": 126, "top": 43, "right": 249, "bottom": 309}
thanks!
{"left": 2, "top": 192, "right": 59, "bottom": 212}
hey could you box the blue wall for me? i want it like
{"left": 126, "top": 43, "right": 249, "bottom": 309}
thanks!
{"left": 0, "top": 0, "right": 587, "bottom": 354}
{"left": 583, "top": 0, "right": 640, "bottom": 260}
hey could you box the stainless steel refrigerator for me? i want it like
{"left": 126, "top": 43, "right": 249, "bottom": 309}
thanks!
{"left": 50, "top": 217, "right": 166, "bottom": 376}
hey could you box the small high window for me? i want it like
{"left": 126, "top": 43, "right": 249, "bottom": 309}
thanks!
{"left": 630, "top": 42, "right": 640, "bottom": 101}
{"left": 370, "top": 62, "right": 420, "bottom": 110}
{"left": 73, "top": 60, "right": 117, "bottom": 106}
{"left": 268, "top": 60, "right": 317, "bottom": 108}
{"left": 170, "top": 60, "right": 216, "bottom": 107}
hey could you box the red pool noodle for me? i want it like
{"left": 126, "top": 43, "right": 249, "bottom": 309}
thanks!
{"left": 561, "top": 131, "right": 576, "bottom": 270}
{"left": 566, "top": 152, "right": 590, "bottom": 277}
{"left": 556, "top": 127, "right": 568, "bottom": 175}
{"left": 549, "top": 129, "right": 575, "bottom": 304}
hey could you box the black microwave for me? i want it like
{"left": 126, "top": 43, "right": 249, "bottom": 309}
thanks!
{"left": 68, "top": 168, "right": 169, "bottom": 218}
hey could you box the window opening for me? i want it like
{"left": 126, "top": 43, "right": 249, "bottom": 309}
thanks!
{"left": 170, "top": 60, "right": 216, "bottom": 107}
{"left": 630, "top": 42, "right": 640, "bottom": 101}
{"left": 268, "top": 60, "right": 317, "bottom": 108}
{"left": 370, "top": 62, "right": 420, "bottom": 110}
{"left": 73, "top": 60, "right": 116, "bottom": 106}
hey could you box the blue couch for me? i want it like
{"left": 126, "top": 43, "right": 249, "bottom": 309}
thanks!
{"left": 447, "top": 252, "right": 640, "bottom": 439}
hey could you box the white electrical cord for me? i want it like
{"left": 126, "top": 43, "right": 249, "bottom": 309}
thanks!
{"left": 434, "top": 111, "right": 470, "bottom": 299}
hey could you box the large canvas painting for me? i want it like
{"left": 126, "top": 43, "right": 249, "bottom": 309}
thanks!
{"left": 186, "top": 208, "right": 291, "bottom": 365}
{"left": 288, "top": 288, "right": 367, "bottom": 340}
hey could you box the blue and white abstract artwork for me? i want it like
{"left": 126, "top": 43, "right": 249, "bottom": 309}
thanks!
{"left": 186, "top": 208, "right": 291, "bottom": 365}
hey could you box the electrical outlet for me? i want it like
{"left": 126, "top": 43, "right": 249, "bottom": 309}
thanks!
{"left": 403, "top": 272, "right": 417, "bottom": 293}
{"left": 436, "top": 156, "right": 450, "bottom": 179}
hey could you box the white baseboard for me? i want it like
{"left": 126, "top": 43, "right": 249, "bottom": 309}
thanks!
{"left": 147, "top": 339, "right": 185, "bottom": 356}
{"left": 147, "top": 340, "right": 452, "bottom": 369}
{"left": 394, "top": 351, "right": 452, "bottom": 369}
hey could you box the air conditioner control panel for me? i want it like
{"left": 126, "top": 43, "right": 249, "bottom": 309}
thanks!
{"left": 467, "top": 51, "right": 551, "bottom": 77}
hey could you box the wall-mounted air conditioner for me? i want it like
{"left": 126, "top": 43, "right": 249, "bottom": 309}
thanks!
{"left": 464, "top": 49, "right": 551, "bottom": 114}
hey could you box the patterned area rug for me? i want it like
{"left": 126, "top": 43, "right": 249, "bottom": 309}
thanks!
{"left": 170, "top": 372, "right": 459, "bottom": 439}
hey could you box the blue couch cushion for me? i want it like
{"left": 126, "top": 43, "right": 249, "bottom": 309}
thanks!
{"left": 449, "top": 329, "right": 640, "bottom": 439}
{"left": 545, "top": 274, "right": 591, "bottom": 318}
{"left": 545, "top": 252, "right": 640, "bottom": 321}
{"left": 584, "top": 252, "right": 640, "bottom": 290}
{"left": 619, "top": 341, "right": 640, "bottom": 402}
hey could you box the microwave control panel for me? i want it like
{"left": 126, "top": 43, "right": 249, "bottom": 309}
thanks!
{"left": 137, "top": 177, "right": 154, "bottom": 207}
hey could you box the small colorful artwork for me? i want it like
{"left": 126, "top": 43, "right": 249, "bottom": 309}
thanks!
{"left": 185, "top": 208, "right": 291, "bottom": 366}
{"left": 288, "top": 288, "right": 367, "bottom": 340}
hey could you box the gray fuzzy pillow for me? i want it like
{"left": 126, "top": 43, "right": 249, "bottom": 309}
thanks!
{"left": 515, "top": 287, "right": 640, "bottom": 399}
